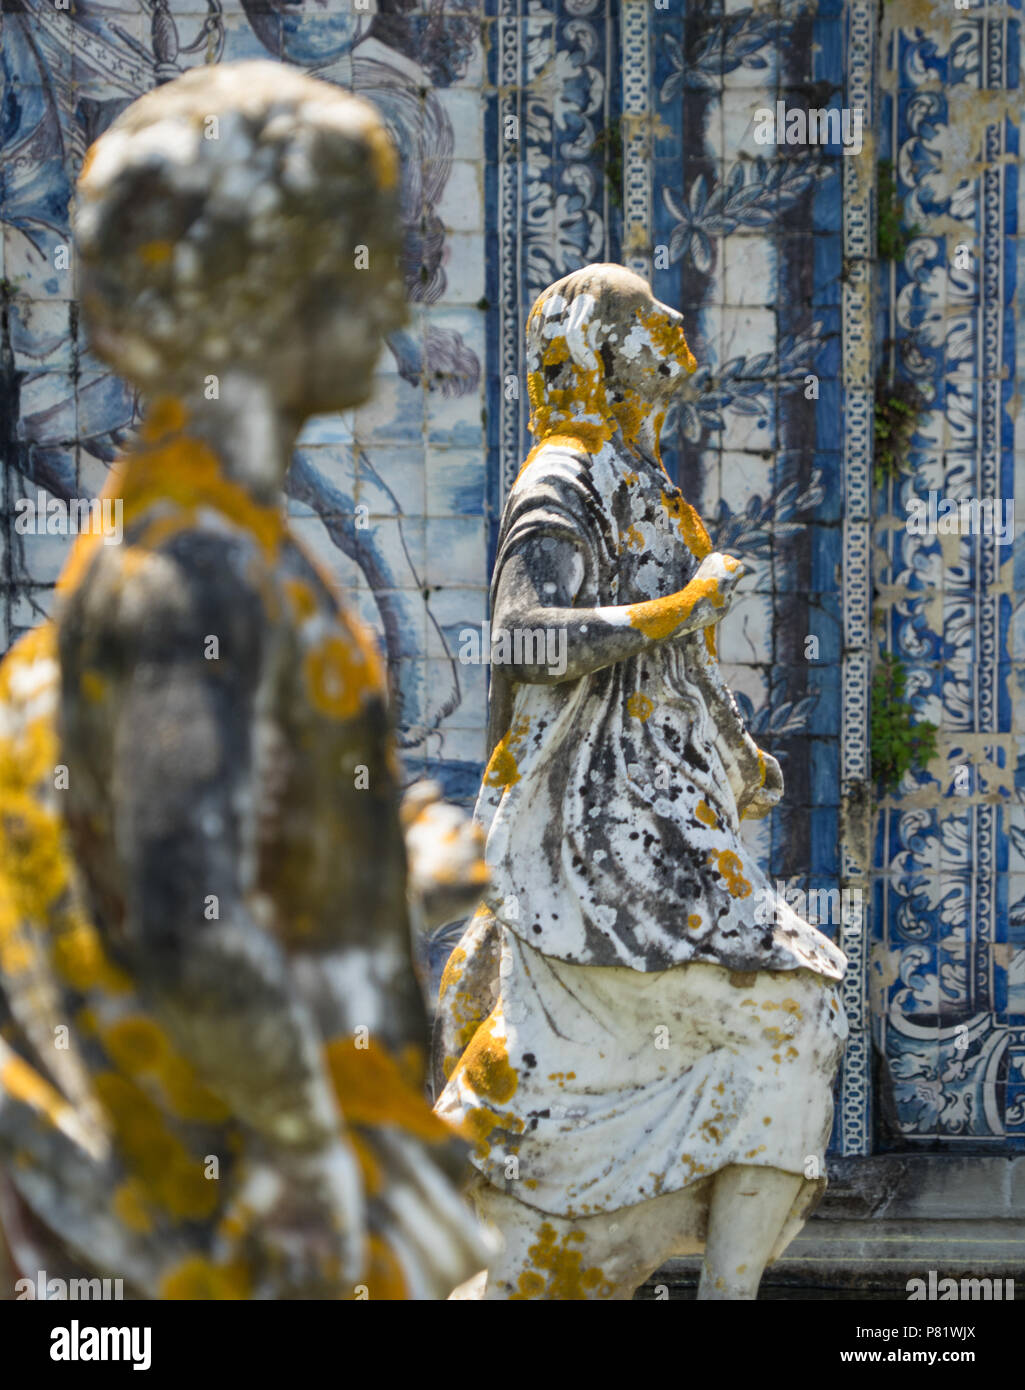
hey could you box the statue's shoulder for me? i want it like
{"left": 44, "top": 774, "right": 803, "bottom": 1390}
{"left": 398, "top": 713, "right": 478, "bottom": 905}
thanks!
{"left": 61, "top": 525, "right": 271, "bottom": 667}
{"left": 511, "top": 433, "right": 606, "bottom": 498}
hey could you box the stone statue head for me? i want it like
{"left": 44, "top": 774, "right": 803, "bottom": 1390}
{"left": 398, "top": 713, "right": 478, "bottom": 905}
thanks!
{"left": 525, "top": 263, "right": 696, "bottom": 445}
{"left": 73, "top": 61, "right": 407, "bottom": 418}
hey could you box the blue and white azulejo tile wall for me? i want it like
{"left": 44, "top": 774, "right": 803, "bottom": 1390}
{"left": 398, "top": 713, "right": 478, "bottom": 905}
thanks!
{"left": 2, "top": 0, "right": 1024, "bottom": 1155}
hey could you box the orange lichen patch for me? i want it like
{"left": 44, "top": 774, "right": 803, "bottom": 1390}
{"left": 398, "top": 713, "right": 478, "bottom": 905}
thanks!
{"left": 745, "top": 1146, "right": 767, "bottom": 1160}
{"left": 687, "top": 914, "right": 702, "bottom": 930}
{"left": 704, "top": 626, "right": 718, "bottom": 659}
{"left": 483, "top": 716, "right": 530, "bottom": 789}
{"left": 159, "top": 1055, "right": 231, "bottom": 1124}
{"left": 439, "top": 946, "right": 467, "bottom": 998}
{"left": 511, "top": 1222, "right": 611, "bottom": 1301}
{"left": 112, "top": 1179, "right": 156, "bottom": 1234}
{"left": 283, "top": 577, "right": 319, "bottom": 621}
{"left": 516, "top": 423, "right": 614, "bottom": 481}
{"left": 137, "top": 240, "right": 173, "bottom": 267}
{"left": 763, "top": 1116, "right": 772, "bottom": 1126}
{"left": 624, "top": 470, "right": 639, "bottom": 486}
{"left": 627, "top": 574, "right": 724, "bottom": 641}
{"left": 79, "top": 670, "right": 107, "bottom": 704}
{"left": 112, "top": 427, "right": 283, "bottom": 559}
{"left": 707, "top": 849, "right": 752, "bottom": 900}
{"left": 782, "top": 998, "right": 803, "bottom": 1017}
{"left": 77, "top": 140, "right": 101, "bottom": 187}
{"left": 660, "top": 491, "right": 712, "bottom": 560}
{"left": 361, "top": 1233, "right": 408, "bottom": 1299}
{"left": 0, "top": 927, "right": 33, "bottom": 978}
{"left": 51, "top": 920, "right": 132, "bottom": 996}
{"left": 695, "top": 799, "right": 718, "bottom": 829}
{"left": 0, "top": 1052, "right": 68, "bottom": 1128}
{"left": 161, "top": 1256, "right": 250, "bottom": 1301}
{"left": 140, "top": 396, "right": 188, "bottom": 443}
{"left": 324, "top": 1036, "right": 452, "bottom": 1142}
{"left": 458, "top": 1012, "right": 518, "bottom": 1107}
{"left": 483, "top": 744, "right": 520, "bottom": 788}
{"left": 364, "top": 122, "right": 400, "bottom": 193}
{"left": 624, "top": 523, "right": 645, "bottom": 552}
{"left": 626, "top": 691, "right": 654, "bottom": 722}
{"left": 92, "top": 1072, "right": 219, "bottom": 1222}
{"left": 303, "top": 630, "right": 382, "bottom": 722}
{"left": 638, "top": 307, "right": 697, "bottom": 375}
{"left": 103, "top": 1016, "right": 168, "bottom": 1074}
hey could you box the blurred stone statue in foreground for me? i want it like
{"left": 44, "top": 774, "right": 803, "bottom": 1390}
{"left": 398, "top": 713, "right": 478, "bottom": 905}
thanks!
{"left": 0, "top": 61, "right": 489, "bottom": 1299}
{"left": 435, "top": 264, "right": 848, "bottom": 1300}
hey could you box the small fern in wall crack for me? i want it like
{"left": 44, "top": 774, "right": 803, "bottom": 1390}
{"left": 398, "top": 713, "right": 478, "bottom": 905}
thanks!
{"left": 874, "top": 375, "right": 926, "bottom": 488}
{"left": 877, "top": 158, "right": 920, "bottom": 262}
{"left": 870, "top": 655, "right": 938, "bottom": 794}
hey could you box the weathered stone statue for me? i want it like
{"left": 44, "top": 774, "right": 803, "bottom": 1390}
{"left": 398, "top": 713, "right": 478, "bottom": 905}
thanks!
{"left": 0, "top": 61, "right": 488, "bottom": 1299}
{"left": 434, "top": 264, "right": 848, "bottom": 1300}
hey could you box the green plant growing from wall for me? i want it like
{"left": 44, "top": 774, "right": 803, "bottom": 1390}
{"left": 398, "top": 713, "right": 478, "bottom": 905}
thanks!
{"left": 870, "top": 655, "right": 938, "bottom": 793}
{"left": 874, "top": 375, "right": 926, "bottom": 487}
{"left": 877, "top": 158, "right": 920, "bottom": 261}
{"left": 591, "top": 118, "right": 623, "bottom": 211}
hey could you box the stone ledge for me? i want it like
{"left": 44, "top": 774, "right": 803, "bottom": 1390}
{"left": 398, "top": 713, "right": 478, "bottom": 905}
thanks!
{"left": 815, "top": 1155, "right": 1025, "bottom": 1221}
{"left": 643, "top": 1219, "right": 1025, "bottom": 1297}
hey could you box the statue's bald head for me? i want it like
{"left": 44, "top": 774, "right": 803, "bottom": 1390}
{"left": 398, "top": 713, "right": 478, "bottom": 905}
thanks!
{"left": 74, "top": 61, "right": 406, "bottom": 414}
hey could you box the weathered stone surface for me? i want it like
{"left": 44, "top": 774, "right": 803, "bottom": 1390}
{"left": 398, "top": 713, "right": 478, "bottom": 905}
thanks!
{"left": 0, "top": 61, "right": 488, "bottom": 1300}
{"left": 434, "top": 264, "right": 849, "bottom": 1300}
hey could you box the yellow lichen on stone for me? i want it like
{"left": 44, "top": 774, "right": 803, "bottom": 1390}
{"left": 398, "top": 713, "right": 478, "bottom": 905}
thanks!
{"left": 627, "top": 575, "right": 724, "bottom": 641}
{"left": 161, "top": 1255, "right": 251, "bottom": 1301}
{"left": 303, "top": 631, "right": 382, "bottom": 722}
{"left": 660, "top": 491, "right": 712, "bottom": 560}
{"left": 324, "top": 1035, "right": 453, "bottom": 1142}
{"left": 707, "top": 849, "right": 752, "bottom": 900}
{"left": 459, "top": 1011, "right": 518, "bottom": 1106}
{"left": 112, "top": 1179, "right": 156, "bottom": 1234}
{"left": 0, "top": 1052, "right": 69, "bottom": 1128}
{"left": 483, "top": 717, "right": 530, "bottom": 789}
{"left": 511, "top": 1221, "right": 612, "bottom": 1300}
{"left": 626, "top": 691, "right": 654, "bottom": 721}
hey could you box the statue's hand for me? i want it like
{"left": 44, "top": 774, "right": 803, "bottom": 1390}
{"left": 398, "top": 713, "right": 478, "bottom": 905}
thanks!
{"left": 691, "top": 551, "right": 746, "bottom": 624}
{"left": 739, "top": 750, "right": 783, "bottom": 820}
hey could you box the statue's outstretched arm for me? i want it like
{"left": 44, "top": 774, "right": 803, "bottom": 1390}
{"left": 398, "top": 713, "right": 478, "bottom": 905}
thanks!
{"left": 492, "top": 539, "right": 745, "bottom": 685}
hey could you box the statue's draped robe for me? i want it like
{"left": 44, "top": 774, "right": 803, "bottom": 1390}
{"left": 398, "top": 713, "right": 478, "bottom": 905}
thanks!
{"left": 435, "top": 439, "right": 847, "bottom": 1221}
